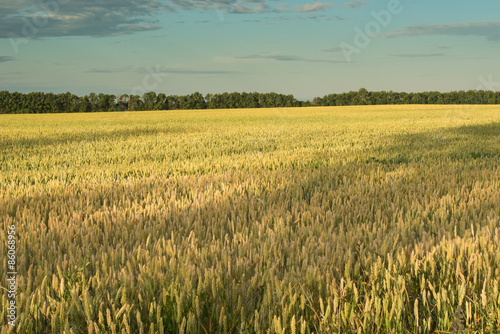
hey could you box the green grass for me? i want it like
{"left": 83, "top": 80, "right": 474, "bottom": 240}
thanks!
{"left": 1, "top": 105, "right": 499, "bottom": 333}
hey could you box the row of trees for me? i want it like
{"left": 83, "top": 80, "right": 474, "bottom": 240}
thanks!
{"left": 1, "top": 89, "right": 499, "bottom": 114}
{"left": 312, "top": 88, "right": 500, "bottom": 106}
{"left": 0, "top": 91, "right": 303, "bottom": 114}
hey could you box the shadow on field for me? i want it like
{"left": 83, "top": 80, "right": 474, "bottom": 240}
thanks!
{"left": 0, "top": 125, "right": 194, "bottom": 149}
{"left": 364, "top": 122, "right": 500, "bottom": 163}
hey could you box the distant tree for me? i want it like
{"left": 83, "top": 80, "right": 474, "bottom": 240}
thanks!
{"left": 354, "top": 88, "right": 369, "bottom": 105}
{"left": 117, "top": 94, "right": 129, "bottom": 111}
{"left": 128, "top": 95, "right": 141, "bottom": 111}
{"left": 167, "top": 95, "right": 179, "bottom": 110}
{"left": 190, "top": 92, "right": 206, "bottom": 109}
{"left": 246, "top": 93, "right": 260, "bottom": 108}
{"left": 156, "top": 93, "right": 168, "bottom": 110}
{"left": 78, "top": 96, "right": 91, "bottom": 113}
{"left": 96, "top": 93, "right": 115, "bottom": 112}
{"left": 0, "top": 91, "right": 9, "bottom": 113}
{"left": 142, "top": 92, "right": 157, "bottom": 111}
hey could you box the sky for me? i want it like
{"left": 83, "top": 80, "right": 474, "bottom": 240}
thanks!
{"left": 1, "top": 0, "right": 499, "bottom": 100}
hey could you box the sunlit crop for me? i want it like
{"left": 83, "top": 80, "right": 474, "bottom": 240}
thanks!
{"left": 1, "top": 105, "right": 499, "bottom": 333}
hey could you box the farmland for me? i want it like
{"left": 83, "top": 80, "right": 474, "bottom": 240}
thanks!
{"left": 1, "top": 105, "right": 500, "bottom": 333}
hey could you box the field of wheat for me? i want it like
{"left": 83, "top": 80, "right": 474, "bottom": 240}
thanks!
{"left": 1, "top": 105, "right": 499, "bottom": 333}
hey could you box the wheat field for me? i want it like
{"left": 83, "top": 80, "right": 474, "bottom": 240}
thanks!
{"left": 1, "top": 105, "right": 499, "bottom": 333}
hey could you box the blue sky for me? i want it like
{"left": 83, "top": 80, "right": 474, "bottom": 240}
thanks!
{"left": 1, "top": 0, "right": 499, "bottom": 100}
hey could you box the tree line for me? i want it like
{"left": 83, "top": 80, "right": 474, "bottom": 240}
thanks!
{"left": 312, "top": 88, "right": 500, "bottom": 106}
{"left": 0, "top": 91, "right": 302, "bottom": 114}
{"left": 1, "top": 89, "right": 499, "bottom": 114}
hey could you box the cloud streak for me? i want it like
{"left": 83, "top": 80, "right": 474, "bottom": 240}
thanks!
{"left": 87, "top": 66, "right": 240, "bottom": 75}
{"left": 297, "top": 2, "right": 332, "bottom": 13}
{"left": 168, "top": 0, "right": 270, "bottom": 13}
{"left": 231, "top": 54, "right": 348, "bottom": 64}
{"left": 391, "top": 53, "right": 445, "bottom": 58}
{"left": 322, "top": 47, "right": 343, "bottom": 53}
{"left": 230, "top": 4, "right": 268, "bottom": 14}
{"left": 343, "top": 0, "right": 366, "bottom": 8}
{"left": 383, "top": 21, "right": 500, "bottom": 42}
{"left": 0, "top": 56, "right": 16, "bottom": 63}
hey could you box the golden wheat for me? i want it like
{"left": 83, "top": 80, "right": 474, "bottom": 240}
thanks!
{"left": 0, "top": 105, "right": 499, "bottom": 333}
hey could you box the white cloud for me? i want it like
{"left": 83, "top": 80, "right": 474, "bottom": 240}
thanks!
{"left": 297, "top": 2, "right": 332, "bottom": 13}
